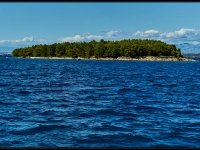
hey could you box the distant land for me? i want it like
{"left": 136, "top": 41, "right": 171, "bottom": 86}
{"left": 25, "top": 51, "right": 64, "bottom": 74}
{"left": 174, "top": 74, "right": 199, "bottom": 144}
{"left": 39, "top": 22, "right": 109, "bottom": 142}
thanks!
{"left": 183, "top": 53, "right": 200, "bottom": 57}
{"left": 12, "top": 39, "right": 184, "bottom": 60}
{"left": 182, "top": 53, "right": 200, "bottom": 61}
{"left": 0, "top": 52, "right": 12, "bottom": 57}
{"left": 177, "top": 43, "right": 200, "bottom": 54}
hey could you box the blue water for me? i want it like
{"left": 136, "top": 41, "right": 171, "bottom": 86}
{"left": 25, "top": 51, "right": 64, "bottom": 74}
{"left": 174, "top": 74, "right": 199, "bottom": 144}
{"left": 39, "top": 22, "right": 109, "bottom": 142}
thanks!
{"left": 0, "top": 57, "right": 200, "bottom": 148}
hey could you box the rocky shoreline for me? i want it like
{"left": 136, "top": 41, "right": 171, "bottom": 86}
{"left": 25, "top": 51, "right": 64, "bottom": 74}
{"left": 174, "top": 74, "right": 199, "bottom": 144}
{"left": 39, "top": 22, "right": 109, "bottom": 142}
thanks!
{"left": 27, "top": 56, "right": 196, "bottom": 61}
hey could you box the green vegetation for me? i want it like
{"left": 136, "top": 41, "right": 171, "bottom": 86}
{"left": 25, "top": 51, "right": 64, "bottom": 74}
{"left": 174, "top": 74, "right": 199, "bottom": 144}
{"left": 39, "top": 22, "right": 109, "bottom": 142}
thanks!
{"left": 12, "top": 39, "right": 183, "bottom": 58}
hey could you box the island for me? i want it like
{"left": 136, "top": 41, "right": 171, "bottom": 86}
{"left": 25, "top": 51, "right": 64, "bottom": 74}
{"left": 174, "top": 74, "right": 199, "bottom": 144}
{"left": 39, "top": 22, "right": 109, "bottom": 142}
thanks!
{"left": 12, "top": 39, "right": 194, "bottom": 61}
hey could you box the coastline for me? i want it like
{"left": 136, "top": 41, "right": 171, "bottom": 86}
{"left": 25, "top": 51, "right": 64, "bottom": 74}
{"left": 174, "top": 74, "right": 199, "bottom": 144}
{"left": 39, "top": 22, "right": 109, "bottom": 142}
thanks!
{"left": 26, "top": 56, "right": 196, "bottom": 61}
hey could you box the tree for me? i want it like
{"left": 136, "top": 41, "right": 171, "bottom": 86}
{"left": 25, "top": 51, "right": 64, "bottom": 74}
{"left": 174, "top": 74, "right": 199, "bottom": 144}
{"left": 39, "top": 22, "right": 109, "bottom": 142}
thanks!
{"left": 12, "top": 39, "right": 183, "bottom": 59}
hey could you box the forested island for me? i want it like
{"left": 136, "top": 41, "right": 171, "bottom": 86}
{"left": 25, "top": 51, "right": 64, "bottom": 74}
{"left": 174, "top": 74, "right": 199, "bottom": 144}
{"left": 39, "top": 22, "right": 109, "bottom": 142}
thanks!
{"left": 12, "top": 39, "right": 188, "bottom": 61}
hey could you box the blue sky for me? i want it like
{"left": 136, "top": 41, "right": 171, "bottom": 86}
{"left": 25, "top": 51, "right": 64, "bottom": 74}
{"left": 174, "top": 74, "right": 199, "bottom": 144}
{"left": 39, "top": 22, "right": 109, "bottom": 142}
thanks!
{"left": 1, "top": 2, "right": 200, "bottom": 53}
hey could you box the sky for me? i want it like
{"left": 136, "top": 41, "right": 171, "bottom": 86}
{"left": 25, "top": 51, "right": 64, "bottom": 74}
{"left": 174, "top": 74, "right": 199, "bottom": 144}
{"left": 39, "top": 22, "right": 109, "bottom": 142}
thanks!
{"left": 1, "top": 2, "right": 200, "bottom": 53}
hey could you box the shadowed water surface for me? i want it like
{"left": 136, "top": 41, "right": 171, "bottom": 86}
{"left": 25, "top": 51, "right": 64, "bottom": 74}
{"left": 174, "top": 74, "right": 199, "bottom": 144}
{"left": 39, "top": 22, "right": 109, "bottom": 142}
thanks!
{"left": 0, "top": 57, "right": 200, "bottom": 148}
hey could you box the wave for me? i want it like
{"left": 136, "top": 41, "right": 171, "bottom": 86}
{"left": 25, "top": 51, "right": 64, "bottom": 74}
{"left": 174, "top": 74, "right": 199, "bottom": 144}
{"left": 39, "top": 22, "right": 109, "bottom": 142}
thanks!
{"left": 9, "top": 124, "right": 71, "bottom": 135}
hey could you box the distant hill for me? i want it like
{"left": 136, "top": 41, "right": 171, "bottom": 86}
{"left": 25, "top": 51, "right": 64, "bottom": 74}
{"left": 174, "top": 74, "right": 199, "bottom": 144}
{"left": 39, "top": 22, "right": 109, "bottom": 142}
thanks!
{"left": 0, "top": 52, "right": 12, "bottom": 57}
{"left": 176, "top": 43, "right": 200, "bottom": 54}
{"left": 182, "top": 53, "right": 200, "bottom": 61}
{"left": 183, "top": 53, "right": 200, "bottom": 57}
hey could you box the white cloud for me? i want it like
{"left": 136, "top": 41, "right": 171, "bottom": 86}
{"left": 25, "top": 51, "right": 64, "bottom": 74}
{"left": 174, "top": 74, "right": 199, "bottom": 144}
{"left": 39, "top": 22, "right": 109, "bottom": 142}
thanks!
{"left": 0, "top": 37, "right": 44, "bottom": 44}
{"left": 60, "top": 35, "right": 82, "bottom": 42}
{"left": 85, "top": 34, "right": 103, "bottom": 40}
{"left": 59, "top": 31, "right": 121, "bottom": 42}
{"left": 144, "top": 29, "right": 159, "bottom": 34}
{"left": 133, "top": 28, "right": 200, "bottom": 40}
{"left": 133, "top": 28, "right": 200, "bottom": 45}
{"left": 1, "top": 28, "right": 200, "bottom": 53}
{"left": 60, "top": 34, "right": 104, "bottom": 42}
{"left": 162, "top": 28, "right": 198, "bottom": 38}
{"left": 0, "top": 37, "right": 50, "bottom": 51}
{"left": 19, "top": 37, "right": 34, "bottom": 42}
{"left": 132, "top": 28, "right": 200, "bottom": 53}
{"left": 106, "top": 31, "right": 120, "bottom": 38}
{"left": 134, "top": 29, "right": 160, "bottom": 38}
{"left": 186, "top": 41, "right": 200, "bottom": 45}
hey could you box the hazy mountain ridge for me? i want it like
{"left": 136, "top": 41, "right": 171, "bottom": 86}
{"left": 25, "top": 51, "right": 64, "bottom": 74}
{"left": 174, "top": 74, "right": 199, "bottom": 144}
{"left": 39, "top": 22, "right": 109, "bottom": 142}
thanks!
{"left": 177, "top": 43, "right": 200, "bottom": 54}
{"left": 0, "top": 52, "right": 12, "bottom": 56}
{"left": 183, "top": 53, "right": 200, "bottom": 57}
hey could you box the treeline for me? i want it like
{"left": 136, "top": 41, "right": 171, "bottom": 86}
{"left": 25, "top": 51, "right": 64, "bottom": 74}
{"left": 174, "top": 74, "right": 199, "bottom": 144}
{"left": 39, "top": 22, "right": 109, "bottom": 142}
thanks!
{"left": 12, "top": 39, "right": 183, "bottom": 58}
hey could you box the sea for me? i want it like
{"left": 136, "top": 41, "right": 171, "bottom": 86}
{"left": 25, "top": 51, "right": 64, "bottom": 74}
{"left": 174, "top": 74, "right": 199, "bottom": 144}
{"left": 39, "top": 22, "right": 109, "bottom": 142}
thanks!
{"left": 0, "top": 56, "right": 200, "bottom": 148}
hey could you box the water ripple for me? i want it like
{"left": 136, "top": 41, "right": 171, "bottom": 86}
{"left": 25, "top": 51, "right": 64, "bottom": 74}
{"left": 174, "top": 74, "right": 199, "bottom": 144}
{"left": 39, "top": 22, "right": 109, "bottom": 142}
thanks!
{"left": 0, "top": 58, "right": 200, "bottom": 148}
